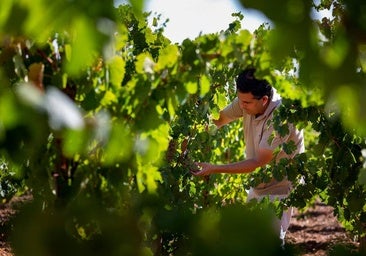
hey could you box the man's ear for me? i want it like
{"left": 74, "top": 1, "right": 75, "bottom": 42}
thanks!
{"left": 262, "top": 95, "right": 269, "bottom": 105}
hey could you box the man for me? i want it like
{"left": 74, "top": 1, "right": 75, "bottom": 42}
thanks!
{"left": 192, "top": 68, "right": 305, "bottom": 243}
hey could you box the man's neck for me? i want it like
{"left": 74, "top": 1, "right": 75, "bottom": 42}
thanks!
{"left": 255, "top": 101, "right": 270, "bottom": 118}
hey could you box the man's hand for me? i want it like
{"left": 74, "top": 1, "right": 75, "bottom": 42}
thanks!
{"left": 191, "top": 162, "right": 214, "bottom": 176}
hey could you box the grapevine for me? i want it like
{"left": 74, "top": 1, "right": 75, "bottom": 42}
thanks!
{"left": 0, "top": 0, "right": 366, "bottom": 255}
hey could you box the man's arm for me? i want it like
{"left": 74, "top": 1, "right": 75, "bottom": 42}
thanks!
{"left": 213, "top": 110, "right": 234, "bottom": 128}
{"left": 192, "top": 148, "right": 273, "bottom": 176}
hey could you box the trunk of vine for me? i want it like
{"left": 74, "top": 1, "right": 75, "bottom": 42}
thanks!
{"left": 359, "top": 236, "right": 366, "bottom": 254}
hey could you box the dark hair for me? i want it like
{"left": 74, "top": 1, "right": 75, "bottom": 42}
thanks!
{"left": 236, "top": 68, "right": 273, "bottom": 99}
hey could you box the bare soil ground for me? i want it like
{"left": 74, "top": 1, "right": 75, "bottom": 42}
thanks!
{"left": 0, "top": 195, "right": 360, "bottom": 256}
{"left": 0, "top": 194, "right": 30, "bottom": 256}
{"left": 286, "top": 201, "right": 360, "bottom": 255}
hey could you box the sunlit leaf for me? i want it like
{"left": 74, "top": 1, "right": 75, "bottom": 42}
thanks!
{"left": 0, "top": 1, "right": 13, "bottom": 30}
{"left": 145, "top": 27, "right": 158, "bottom": 45}
{"left": 155, "top": 44, "right": 179, "bottom": 71}
{"left": 64, "top": 44, "right": 72, "bottom": 62}
{"left": 258, "top": 51, "right": 271, "bottom": 70}
{"left": 200, "top": 74, "right": 210, "bottom": 97}
{"left": 321, "top": 37, "right": 349, "bottom": 69}
{"left": 236, "top": 29, "right": 253, "bottom": 46}
{"left": 136, "top": 159, "right": 161, "bottom": 194}
{"left": 101, "top": 90, "right": 118, "bottom": 106}
{"left": 335, "top": 85, "right": 366, "bottom": 135}
{"left": 211, "top": 106, "right": 220, "bottom": 120}
{"left": 137, "top": 123, "right": 170, "bottom": 164}
{"left": 66, "top": 16, "right": 99, "bottom": 75}
{"left": 103, "top": 121, "right": 133, "bottom": 165}
{"left": 63, "top": 129, "right": 88, "bottom": 156}
{"left": 107, "top": 55, "right": 125, "bottom": 89}
{"left": 214, "top": 91, "right": 227, "bottom": 109}
{"left": 114, "top": 24, "right": 129, "bottom": 50}
{"left": 185, "top": 81, "right": 197, "bottom": 94}
{"left": 126, "top": 0, "right": 144, "bottom": 18}
{"left": 166, "top": 92, "right": 177, "bottom": 120}
{"left": 150, "top": 123, "right": 170, "bottom": 154}
{"left": 0, "top": 93, "right": 20, "bottom": 128}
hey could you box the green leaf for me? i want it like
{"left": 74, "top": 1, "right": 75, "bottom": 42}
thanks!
{"left": 137, "top": 123, "right": 170, "bottom": 164}
{"left": 103, "top": 121, "right": 132, "bottom": 165}
{"left": 101, "top": 90, "right": 118, "bottom": 106}
{"left": 335, "top": 85, "right": 366, "bottom": 136}
{"left": 0, "top": 1, "right": 12, "bottom": 27}
{"left": 136, "top": 161, "right": 162, "bottom": 194}
{"left": 156, "top": 44, "right": 179, "bottom": 71}
{"left": 136, "top": 143, "right": 164, "bottom": 194}
{"left": 127, "top": 0, "right": 144, "bottom": 19}
{"left": 64, "top": 44, "right": 72, "bottom": 62}
{"left": 66, "top": 16, "right": 99, "bottom": 75}
{"left": 166, "top": 92, "right": 177, "bottom": 120}
{"left": 200, "top": 74, "right": 210, "bottom": 98}
{"left": 321, "top": 36, "right": 349, "bottom": 69}
{"left": 185, "top": 81, "right": 197, "bottom": 94}
{"left": 282, "top": 140, "right": 296, "bottom": 155}
{"left": 211, "top": 106, "right": 220, "bottom": 120}
{"left": 81, "top": 89, "right": 99, "bottom": 111}
{"left": 108, "top": 55, "right": 125, "bottom": 89}
{"left": 62, "top": 129, "right": 89, "bottom": 157}
{"left": 189, "top": 181, "right": 197, "bottom": 196}
{"left": 238, "top": 29, "right": 252, "bottom": 42}
{"left": 0, "top": 93, "right": 20, "bottom": 128}
{"left": 214, "top": 92, "right": 227, "bottom": 109}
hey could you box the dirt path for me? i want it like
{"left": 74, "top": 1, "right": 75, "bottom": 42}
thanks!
{"left": 286, "top": 201, "right": 359, "bottom": 255}
{"left": 0, "top": 196, "right": 360, "bottom": 255}
{"left": 0, "top": 195, "right": 27, "bottom": 256}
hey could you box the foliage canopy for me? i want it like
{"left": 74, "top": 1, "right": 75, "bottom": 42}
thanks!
{"left": 0, "top": 0, "right": 366, "bottom": 255}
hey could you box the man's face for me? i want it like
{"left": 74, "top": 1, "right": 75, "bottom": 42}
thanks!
{"left": 237, "top": 92, "right": 269, "bottom": 116}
